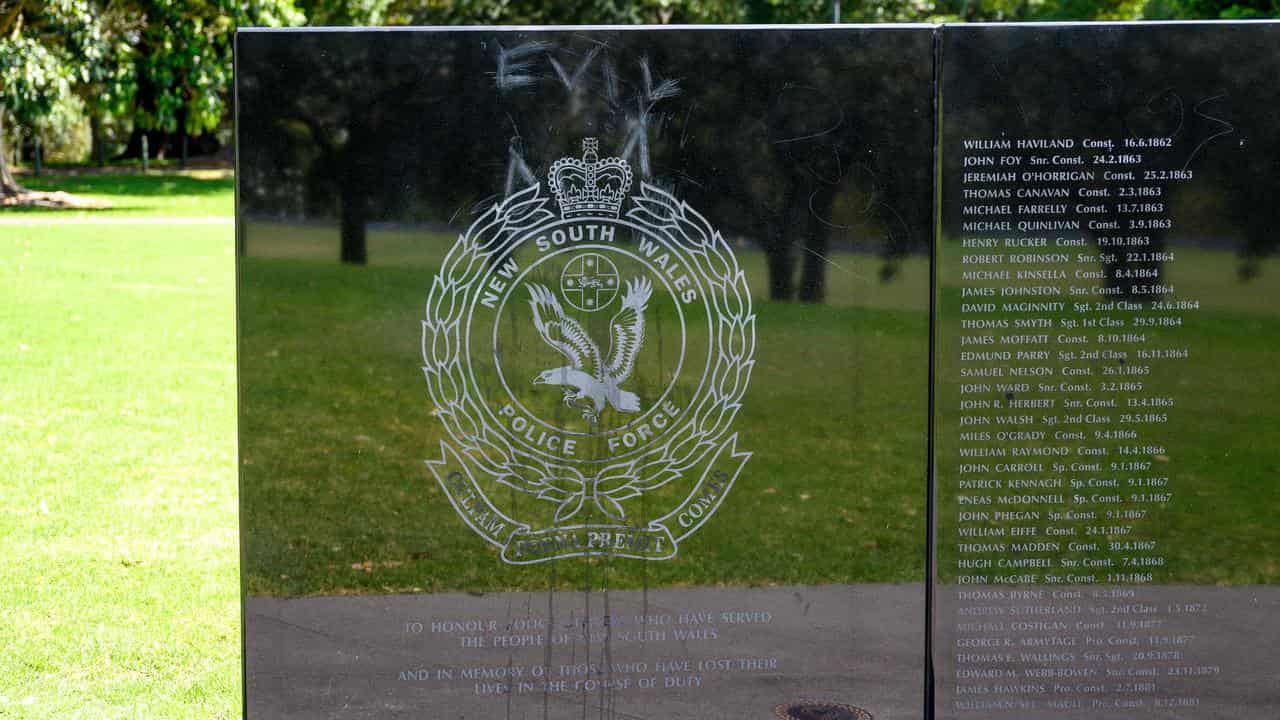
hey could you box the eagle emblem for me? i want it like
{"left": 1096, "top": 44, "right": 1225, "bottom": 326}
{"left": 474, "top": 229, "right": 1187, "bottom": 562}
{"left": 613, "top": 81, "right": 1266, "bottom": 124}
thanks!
{"left": 528, "top": 277, "right": 652, "bottom": 423}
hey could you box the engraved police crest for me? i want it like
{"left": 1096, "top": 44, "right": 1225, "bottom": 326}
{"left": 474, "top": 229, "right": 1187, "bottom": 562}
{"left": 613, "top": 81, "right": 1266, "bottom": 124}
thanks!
{"left": 421, "top": 139, "right": 755, "bottom": 564}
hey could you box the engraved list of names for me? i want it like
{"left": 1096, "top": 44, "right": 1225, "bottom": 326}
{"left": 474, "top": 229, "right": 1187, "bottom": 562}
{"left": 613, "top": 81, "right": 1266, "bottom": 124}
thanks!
{"left": 936, "top": 132, "right": 1215, "bottom": 717}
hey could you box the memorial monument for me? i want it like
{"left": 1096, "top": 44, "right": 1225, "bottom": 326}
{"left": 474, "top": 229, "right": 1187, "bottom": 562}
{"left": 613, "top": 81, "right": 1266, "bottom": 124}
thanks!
{"left": 236, "top": 26, "right": 934, "bottom": 719}
{"left": 933, "top": 22, "right": 1280, "bottom": 720}
{"left": 236, "top": 21, "right": 1278, "bottom": 720}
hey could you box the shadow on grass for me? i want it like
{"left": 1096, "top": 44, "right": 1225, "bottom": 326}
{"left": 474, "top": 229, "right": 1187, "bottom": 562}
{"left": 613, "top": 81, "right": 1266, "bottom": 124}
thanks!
{"left": 20, "top": 172, "right": 233, "bottom": 198}
{"left": 2, "top": 170, "right": 235, "bottom": 215}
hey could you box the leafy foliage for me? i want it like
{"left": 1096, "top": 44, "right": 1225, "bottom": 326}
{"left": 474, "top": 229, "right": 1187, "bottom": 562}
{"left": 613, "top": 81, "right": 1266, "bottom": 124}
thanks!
{"left": 0, "top": 35, "right": 69, "bottom": 122}
{"left": 1143, "top": 0, "right": 1279, "bottom": 17}
{"left": 0, "top": 0, "right": 103, "bottom": 124}
{"left": 0, "top": 0, "right": 301, "bottom": 183}
{"left": 2, "top": 0, "right": 1276, "bottom": 181}
{"left": 129, "top": 0, "right": 303, "bottom": 135}
{"left": 0, "top": 0, "right": 108, "bottom": 192}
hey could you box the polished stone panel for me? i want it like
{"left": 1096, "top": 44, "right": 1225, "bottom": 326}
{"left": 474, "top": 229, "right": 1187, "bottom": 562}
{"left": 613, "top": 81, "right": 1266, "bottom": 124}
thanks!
{"left": 934, "top": 22, "right": 1280, "bottom": 720}
{"left": 236, "top": 26, "right": 933, "bottom": 719}
{"left": 238, "top": 22, "right": 1280, "bottom": 719}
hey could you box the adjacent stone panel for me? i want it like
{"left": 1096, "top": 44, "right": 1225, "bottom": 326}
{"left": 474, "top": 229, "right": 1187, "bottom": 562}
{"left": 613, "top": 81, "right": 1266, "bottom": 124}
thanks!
{"left": 934, "top": 22, "right": 1280, "bottom": 720}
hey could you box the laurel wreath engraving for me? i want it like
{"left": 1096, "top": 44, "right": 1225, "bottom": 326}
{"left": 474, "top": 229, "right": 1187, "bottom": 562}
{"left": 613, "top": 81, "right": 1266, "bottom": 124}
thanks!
{"left": 422, "top": 182, "right": 755, "bottom": 526}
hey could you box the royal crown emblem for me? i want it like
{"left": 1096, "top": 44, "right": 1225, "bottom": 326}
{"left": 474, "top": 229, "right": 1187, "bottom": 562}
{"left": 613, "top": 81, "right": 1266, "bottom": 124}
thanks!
{"left": 420, "top": 138, "right": 755, "bottom": 564}
{"left": 548, "top": 138, "right": 633, "bottom": 218}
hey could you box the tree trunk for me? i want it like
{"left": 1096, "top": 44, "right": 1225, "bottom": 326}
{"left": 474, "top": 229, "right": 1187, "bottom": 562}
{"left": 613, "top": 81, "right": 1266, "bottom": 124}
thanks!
{"left": 0, "top": 107, "right": 26, "bottom": 198}
{"left": 763, "top": 183, "right": 801, "bottom": 301}
{"left": 118, "top": 128, "right": 170, "bottom": 161}
{"left": 177, "top": 106, "right": 188, "bottom": 169}
{"left": 765, "top": 231, "right": 795, "bottom": 301}
{"left": 339, "top": 183, "right": 368, "bottom": 264}
{"left": 798, "top": 185, "right": 835, "bottom": 304}
{"left": 90, "top": 114, "right": 106, "bottom": 167}
{"left": 118, "top": 127, "right": 144, "bottom": 160}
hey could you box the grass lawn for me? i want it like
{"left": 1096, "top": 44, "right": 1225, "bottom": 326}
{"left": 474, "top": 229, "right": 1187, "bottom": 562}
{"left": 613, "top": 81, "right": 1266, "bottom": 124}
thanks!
{"left": 0, "top": 175, "right": 928, "bottom": 716}
{"left": 9, "top": 169, "right": 1274, "bottom": 720}
{"left": 237, "top": 221, "right": 933, "bottom": 596}
{"left": 0, "top": 173, "right": 239, "bottom": 718}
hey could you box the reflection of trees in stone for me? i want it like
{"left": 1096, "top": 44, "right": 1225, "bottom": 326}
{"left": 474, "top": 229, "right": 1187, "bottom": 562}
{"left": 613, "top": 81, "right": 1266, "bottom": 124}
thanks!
{"left": 945, "top": 26, "right": 1280, "bottom": 297}
{"left": 237, "top": 30, "right": 935, "bottom": 293}
{"left": 648, "top": 31, "right": 934, "bottom": 303}
{"left": 239, "top": 34, "right": 498, "bottom": 264}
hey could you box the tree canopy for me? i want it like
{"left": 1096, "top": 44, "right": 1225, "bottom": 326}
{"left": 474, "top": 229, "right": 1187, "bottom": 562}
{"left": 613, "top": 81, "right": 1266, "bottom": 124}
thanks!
{"left": 1, "top": 0, "right": 300, "bottom": 201}
{"left": 0, "top": 0, "right": 1268, "bottom": 203}
{"left": 0, "top": 0, "right": 105, "bottom": 195}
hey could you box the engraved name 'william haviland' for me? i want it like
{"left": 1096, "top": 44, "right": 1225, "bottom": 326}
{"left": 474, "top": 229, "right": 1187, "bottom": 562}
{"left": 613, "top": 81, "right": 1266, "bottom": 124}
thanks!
{"left": 421, "top": 139, "right": 756, "bottom": 564}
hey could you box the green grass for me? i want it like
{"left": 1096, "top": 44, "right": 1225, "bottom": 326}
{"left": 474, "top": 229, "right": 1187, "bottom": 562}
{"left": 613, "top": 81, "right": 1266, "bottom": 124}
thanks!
{"left": 0, "top": 180, "right": 930, "bottom": 716}
{"left": 16, "top": 170, "right": 234, "bottom": 218}
{"left": 10, "top": 171, "right": 1275, "bottom": 720}
{"left": 236, "top": 221, "right": 933, "bottom": 596}
{"left": 0, "top": 218, "right": 239, "bottom": 717}
{"left": 236, "top": 221, "right": 1280, "bottom": 595}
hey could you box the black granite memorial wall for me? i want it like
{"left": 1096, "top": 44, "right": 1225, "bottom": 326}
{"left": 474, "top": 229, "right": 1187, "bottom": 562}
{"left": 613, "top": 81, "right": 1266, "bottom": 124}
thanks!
{"left": 933, "top": 22, "right": 1280, "bottom": 720}
{"left": 236, "top": 26, "right": 934, "bottom": 719}
{"left": 235, "top": 21, "right": 1279, "bottom": 720}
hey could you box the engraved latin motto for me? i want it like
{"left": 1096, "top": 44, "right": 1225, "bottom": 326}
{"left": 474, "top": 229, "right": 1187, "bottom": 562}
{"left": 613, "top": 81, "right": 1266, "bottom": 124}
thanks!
{"left": 421, "top": 140, "right": 755, "bottom": 564}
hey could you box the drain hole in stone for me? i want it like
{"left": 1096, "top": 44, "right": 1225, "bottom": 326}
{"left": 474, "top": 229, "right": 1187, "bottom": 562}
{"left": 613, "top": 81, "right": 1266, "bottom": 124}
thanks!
{"left": 775, "top": 701, "right": 873, "bottom": 720}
